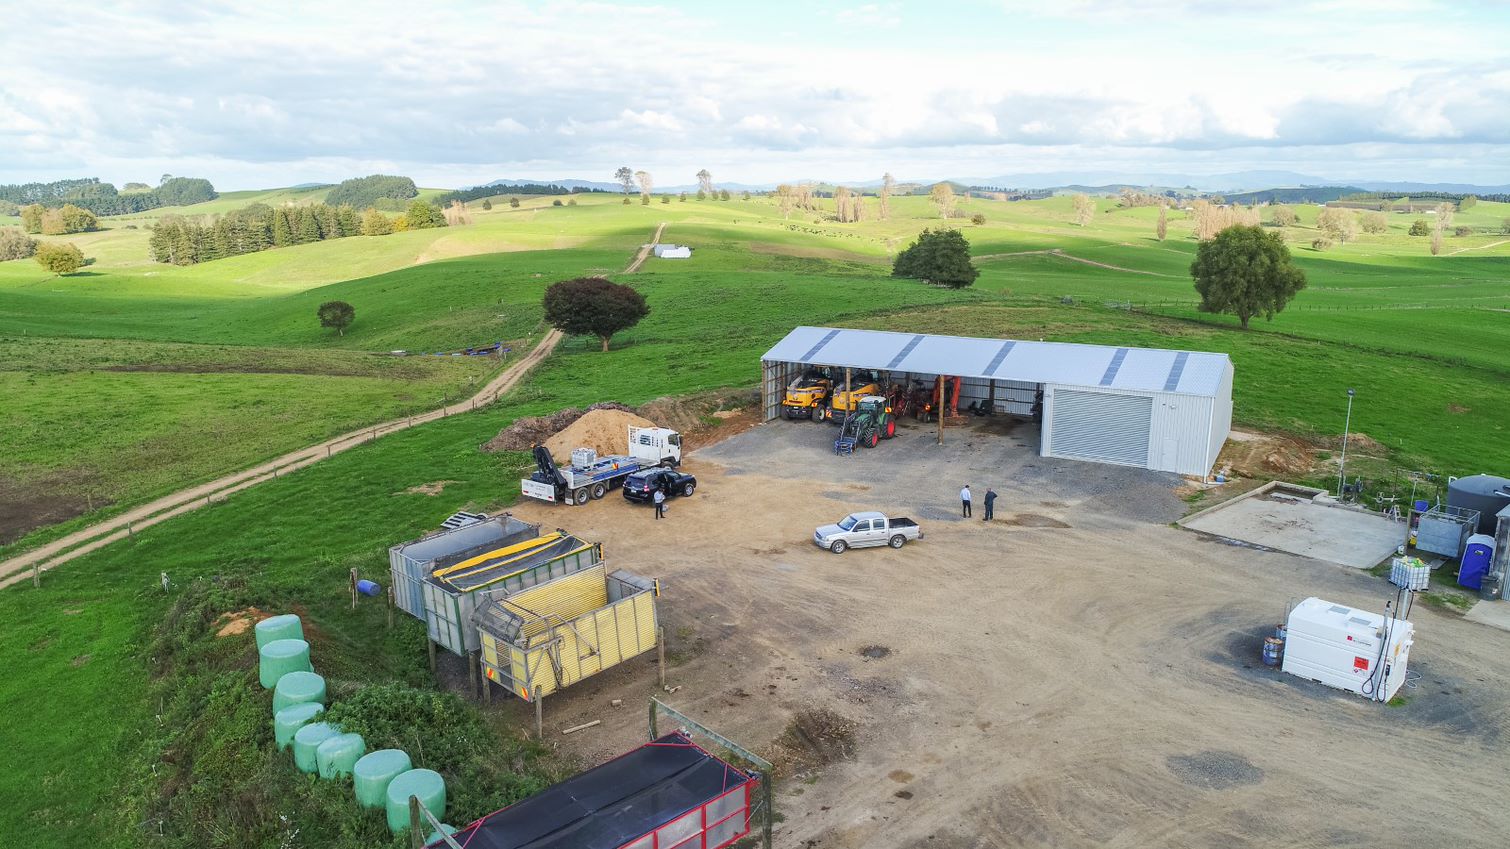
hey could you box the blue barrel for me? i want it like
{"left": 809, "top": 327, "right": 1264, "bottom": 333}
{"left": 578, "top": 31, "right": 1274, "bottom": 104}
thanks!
{"left": 1262, "top": 637, "right": 1283, "bottom": 667}
{"left": 356, "top": 579, "right": 383, "bottom": 597}
{"left": 1413, "top": 499, "right": 1430, "bottom": 514}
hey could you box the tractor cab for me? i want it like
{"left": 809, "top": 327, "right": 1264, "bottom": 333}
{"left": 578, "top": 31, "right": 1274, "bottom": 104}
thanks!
{"left": 834, "top": 394, "right": 897, "bottom": 455}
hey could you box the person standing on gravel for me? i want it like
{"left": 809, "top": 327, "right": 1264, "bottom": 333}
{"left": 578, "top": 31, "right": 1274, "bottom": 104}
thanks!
{"left": 983, "top": 487, "right": 998, "bottom": 521}
{"left": 960, "top": 485, "right": 972, "bottom": 518}
{"left": 653, "top": 487, "right": 666, "bottom": 520}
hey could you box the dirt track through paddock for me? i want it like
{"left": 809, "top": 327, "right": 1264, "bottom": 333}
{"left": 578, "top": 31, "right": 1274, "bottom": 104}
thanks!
{"left": 0, "top": 223, "right": 667, "bottom": 589}
{"left": 974, "top": 247, "right": 1172, "bottom": 276}
{"left": 497, "top": 419, "right": 1510, "bottom": 849}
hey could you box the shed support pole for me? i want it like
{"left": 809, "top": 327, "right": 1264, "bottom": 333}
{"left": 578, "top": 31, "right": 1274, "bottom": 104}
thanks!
{"left": 936, "top": 378, "right": 945, "bottom": 445}
{"left": 468, "top": 650, "right": 478, "bottom": 698}
{"left": 844, "top": 368, "right": 852, "bottom": 416}
{"left": 483, "top": 672, "right": 492, "bottom": 706}
{"left": 988, "top": 381, "right": 996, "bottom": 416}
{"left": 535, "top": 697, "right": 544, "bottom": 740}
{"left": 427, "top": 638, "right": 436, "bottom": 675}
{"left": 648, "top": 699, "right": 658, "bottom": 741}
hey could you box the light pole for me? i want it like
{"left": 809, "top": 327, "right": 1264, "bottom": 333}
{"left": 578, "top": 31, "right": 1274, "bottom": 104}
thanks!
{"left": 1337, "top": 388, "right": 1355, "bottom": 497}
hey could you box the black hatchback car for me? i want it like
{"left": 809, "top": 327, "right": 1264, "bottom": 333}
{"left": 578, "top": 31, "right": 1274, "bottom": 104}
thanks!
{"left": 622, "top": 468, "right": 697, "bottom": 503}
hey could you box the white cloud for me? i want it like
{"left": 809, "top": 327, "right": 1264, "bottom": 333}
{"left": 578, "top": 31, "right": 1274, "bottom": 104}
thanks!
{"left": 1, "top": 0, "right": 1508, "bottom": 187}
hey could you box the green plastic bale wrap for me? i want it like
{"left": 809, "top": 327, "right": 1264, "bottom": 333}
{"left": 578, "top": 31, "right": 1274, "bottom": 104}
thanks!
{"left": 385, "top": 768, "right": 446, "bottom": 834}
{"left": 354, "top": 749, "right": 413, "bottom": 808}
{"left": 258, "top": 638, "right": 312, "bottom": 689}
{"left": 272, "top": 671, "right": 327, "bottom": 713}
{"left": 292, "top": 722, "right": 340, "bottom": 774}
{"left": 254, "top": 613, "right": 304, "bottom": 648}
{"left": 425, "top": 824, "right": 458, "bottom": 846}
{"left": 273, "top": 702, "right": 325, "bottom": 750}
{"left": 316, "top": 732, "right": 366, "bottom": 779}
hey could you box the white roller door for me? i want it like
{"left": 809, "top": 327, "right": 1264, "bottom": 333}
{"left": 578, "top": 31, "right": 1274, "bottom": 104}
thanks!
{"left": 1048, "top": 390, "right": 1153, "bottom": 467}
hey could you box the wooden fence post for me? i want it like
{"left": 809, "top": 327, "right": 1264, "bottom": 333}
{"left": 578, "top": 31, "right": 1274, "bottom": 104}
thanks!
{"left": 409, "top": 797, "right": 424, "bottom": 849}
{"left": 657, "top": 626, "right": 667, "bottom": 689}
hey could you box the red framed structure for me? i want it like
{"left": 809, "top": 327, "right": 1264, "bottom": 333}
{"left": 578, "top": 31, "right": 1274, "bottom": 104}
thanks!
{"left": 430, "top": 732, "right": 758, "bottom": 849}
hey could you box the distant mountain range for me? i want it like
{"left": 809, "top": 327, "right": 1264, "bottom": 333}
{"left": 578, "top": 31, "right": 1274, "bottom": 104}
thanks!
{"left": 472, "top": 173, "right": 1510, "bottom": 195}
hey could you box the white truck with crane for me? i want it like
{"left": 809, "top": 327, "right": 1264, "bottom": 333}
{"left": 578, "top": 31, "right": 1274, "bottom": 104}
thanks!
{"left": 522, "top": 426, "right": 683, "bottom": 506}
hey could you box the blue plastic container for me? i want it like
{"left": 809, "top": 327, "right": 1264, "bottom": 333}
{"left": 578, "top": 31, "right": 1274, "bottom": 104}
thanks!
{"left": 356, "top": 579, "right": 383, "bottom": 597}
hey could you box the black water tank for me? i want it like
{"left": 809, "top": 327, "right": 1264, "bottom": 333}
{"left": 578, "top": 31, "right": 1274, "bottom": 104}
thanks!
{"left": 1448, "top": 474, "right": 1510, "bottom": 534}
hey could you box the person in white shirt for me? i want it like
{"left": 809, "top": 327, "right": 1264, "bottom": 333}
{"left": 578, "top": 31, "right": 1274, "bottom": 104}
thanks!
{"left": 960, "top": 485, "right": 972, "bottom": 518}
{"left": 653, "top": 487, "right": 666, "bottom": 520}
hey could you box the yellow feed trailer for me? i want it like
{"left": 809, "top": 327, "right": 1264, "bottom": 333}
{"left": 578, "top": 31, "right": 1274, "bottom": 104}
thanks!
{"left": 475, "top": 565, "right": 658, "bottom": 702}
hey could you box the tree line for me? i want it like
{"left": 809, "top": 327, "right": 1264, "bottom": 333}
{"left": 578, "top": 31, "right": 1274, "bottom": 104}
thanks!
{"left": 148, "top": 199, "right": 448, "bottom": 266}
{"left": 324, "top": 174, "right": 418, "bottom": 209}
{"left": 19, "top": 203, "right": 98, "bottom": 234}
{"left": 0, "top": 176, "right": 217, "bottom": 215}
{"left": 1345, "top": 190, "right": 1508, "bottom": 205}
{"left": 437, "top": 183, "right": 607, "bottom": 205}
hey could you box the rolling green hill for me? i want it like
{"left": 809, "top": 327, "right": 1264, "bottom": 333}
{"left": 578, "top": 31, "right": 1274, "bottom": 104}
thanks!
{"left": 3, "top": 190, "right": 1507, "bottom": 554}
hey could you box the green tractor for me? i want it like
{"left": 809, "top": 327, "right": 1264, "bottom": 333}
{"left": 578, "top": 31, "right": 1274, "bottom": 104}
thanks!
{"left": 833, "top": 395, "right": 897, "bottom": 455}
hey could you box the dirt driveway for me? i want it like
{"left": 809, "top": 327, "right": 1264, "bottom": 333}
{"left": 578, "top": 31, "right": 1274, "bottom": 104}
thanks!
{"left": 500, "top": 418, "right": 1509, "bottom": 849}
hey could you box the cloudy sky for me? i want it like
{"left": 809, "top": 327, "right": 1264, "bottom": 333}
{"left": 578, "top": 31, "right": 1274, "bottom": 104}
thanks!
{"left": 5, "top": 0, "right": 1510, "bottom": 189}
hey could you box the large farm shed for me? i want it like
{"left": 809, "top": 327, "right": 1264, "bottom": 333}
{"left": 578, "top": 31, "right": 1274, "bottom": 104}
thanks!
{"left": 760, "top": 326, "right": 1233, "bottom": 476}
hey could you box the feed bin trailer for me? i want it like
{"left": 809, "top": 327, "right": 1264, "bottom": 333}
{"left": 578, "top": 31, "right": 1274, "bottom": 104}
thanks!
{"left": 389, "top": 514, "right": 540, "bottom": 619}
{"left": 475, "top": 564, "right": 658, "bottom": 702}
{"left": 422, "top": 532, "right": 603, "bottom": 656}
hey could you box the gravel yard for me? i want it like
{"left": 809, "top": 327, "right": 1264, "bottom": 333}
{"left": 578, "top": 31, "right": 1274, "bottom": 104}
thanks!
{"left": 499, "top": 417, "right": 1510, "bottom": 849}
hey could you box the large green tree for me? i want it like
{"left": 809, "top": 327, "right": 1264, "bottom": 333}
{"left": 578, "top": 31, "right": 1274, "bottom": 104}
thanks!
{"left": 317, "top": 300, "right": 355, "bottom": 336}
{"left": 891, "top": 228, "right": 979, "bottom": 289}
{"left": 35, "top": 241, "right": 85, "bottom": 275}
{"left": 1190, "top": 224, "right": 1307, "bottom": 329}
{"left": 0, "top": 227, "right": 37, "bottom": 260}
{"left": 403, "top": 200, "right": 447, "bottom": 230}
{"left": 542, "top": 276, "right": 650, "bottom": 351}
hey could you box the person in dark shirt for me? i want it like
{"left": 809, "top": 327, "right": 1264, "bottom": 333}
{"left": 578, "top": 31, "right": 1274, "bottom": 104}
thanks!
{"left": 983, "top": 487, "right": 998, "bottom": 521}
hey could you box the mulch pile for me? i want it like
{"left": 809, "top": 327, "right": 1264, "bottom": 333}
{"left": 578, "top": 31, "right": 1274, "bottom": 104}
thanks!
{"left": 481, "top": 402, "right": 637, "bottom": 453}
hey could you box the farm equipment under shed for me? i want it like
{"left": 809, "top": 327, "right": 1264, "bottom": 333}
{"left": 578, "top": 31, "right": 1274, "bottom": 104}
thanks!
{"left": 834, "top": 395, "right": 897, "bottom": 455}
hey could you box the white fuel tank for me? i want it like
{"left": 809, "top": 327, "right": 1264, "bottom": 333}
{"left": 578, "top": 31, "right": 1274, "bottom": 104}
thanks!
{"left": 1282, "top": 597, "right": 1413, "bottom": 702}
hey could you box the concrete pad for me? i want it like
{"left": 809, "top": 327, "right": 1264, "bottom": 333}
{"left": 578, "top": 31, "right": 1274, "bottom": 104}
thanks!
{"left": 1184, "top": 492, "right": 1403, "bottom": 569}
{"left": 1466, "top": 600, "right": 1510, "bottom": 634}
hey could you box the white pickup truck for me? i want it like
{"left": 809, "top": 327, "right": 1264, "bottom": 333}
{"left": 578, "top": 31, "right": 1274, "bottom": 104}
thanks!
{"left": 813, "top": 511, "right": 923, "bottom": 554}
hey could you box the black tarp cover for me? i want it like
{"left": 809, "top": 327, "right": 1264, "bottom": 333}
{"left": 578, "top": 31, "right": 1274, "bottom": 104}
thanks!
{"left": 432, "top": 733, "right": 754, "bottom": 849}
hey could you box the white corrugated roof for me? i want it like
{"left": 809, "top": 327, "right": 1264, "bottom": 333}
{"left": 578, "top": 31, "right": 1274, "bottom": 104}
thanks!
{"left": 762, "top": 327, "right": 1230, "bottom": 397}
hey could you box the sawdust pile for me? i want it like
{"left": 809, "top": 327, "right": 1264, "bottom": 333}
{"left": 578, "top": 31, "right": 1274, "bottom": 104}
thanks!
{"left": 480, "top": 402, "right": 637, "bottom": 453}
{"left": 544, "top": 408, "right": 656, "bottom": 459}
{"left": 215, "top": 607, "right": 269, "bottom": 638}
